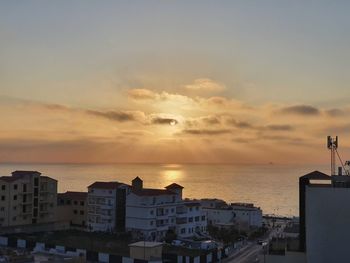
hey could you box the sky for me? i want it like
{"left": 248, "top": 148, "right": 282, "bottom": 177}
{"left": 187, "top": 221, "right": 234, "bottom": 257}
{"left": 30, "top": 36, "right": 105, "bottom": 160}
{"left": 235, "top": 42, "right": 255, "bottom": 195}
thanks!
{"left": 1, "top": 1, "right": 350, "bottom": 164}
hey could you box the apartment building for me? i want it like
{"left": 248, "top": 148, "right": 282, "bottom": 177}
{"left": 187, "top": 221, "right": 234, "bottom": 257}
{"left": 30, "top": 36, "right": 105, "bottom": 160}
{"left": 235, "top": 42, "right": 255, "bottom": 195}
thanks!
{"left": 201, "top": 199, "right": 262, "bottom": 230}
{"left": 126, "top": 177, "right": 207, "bottom": 241}
{"left": 299, "top": 170, "right": 350, "bottom": 263}
{"left": 230, "top": 203, "right": 262, "bottom": 229}
{"left": 176, "top": 200, "right": 207, "bottom": 238}
{"left": 87, "top": 181, "right": 129, "bottom": 232}
{"left": 0, "top": 171, "right": 57, "bottom": 227}
{"left": 57, "top": 191, "right": 87, "bottom": 228}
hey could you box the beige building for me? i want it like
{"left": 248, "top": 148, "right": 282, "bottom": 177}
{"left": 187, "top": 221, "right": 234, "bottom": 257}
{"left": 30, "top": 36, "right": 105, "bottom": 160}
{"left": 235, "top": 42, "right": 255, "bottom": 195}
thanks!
{"left": 57, "top": 191, "right": 87, "bottom": 228}
{"left": 0, "top": 171, "right": 57, "bottom": 227}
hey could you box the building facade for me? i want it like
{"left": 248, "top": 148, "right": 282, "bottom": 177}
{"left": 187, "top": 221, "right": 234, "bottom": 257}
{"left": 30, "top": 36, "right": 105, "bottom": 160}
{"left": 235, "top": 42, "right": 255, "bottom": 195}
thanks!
{"left": 0, "top": 171, "right": 57, "bottom": 227}
{"left": 126, "top": 178, "right": 207, "bottom": 241}
{"left": 87, "top": 181, "right": 129, "bottom": 232}
{"left": 300, "top": 170, "right": 350, "bottom": 263}
{"left": 57, "top": 191, "right": 87, "bottom": 228}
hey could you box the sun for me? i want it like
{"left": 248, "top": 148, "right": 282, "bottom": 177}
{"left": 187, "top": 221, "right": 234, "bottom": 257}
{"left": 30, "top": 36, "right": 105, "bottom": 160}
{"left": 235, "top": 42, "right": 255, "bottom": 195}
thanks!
{"left": 170, "top": 120, "right": 177, "bottom": 126}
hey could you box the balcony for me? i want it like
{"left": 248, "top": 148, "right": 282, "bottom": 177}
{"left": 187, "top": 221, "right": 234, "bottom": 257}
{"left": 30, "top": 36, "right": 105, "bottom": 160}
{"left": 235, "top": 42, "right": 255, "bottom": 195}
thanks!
{"left": 176, "top": 217, "right": 187, "bottom": 224}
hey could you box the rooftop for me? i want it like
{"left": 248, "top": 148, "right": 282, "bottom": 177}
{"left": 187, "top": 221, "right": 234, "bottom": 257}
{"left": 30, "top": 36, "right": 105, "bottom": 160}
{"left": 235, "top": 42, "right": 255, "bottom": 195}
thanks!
{"left": 132, "top": 188, "right": 175, "bottom": 196}
{"left": 58, "top": 191, "right": 87, "bottom": 200}
{"left": 300, "top": 170, "right": 330, "bottom": 180}
{"left": 88, "top": 181, "right": 127, "bottom": 189}
{"left": 129, "top": 241, "right": 163, "bottom": 248}
{"left": 165, "top": 183, "right": 184, "bottom": 189}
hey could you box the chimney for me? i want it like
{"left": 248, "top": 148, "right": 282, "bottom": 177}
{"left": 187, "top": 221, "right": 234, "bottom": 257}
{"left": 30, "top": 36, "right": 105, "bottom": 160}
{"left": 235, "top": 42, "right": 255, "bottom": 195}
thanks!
{"left": 132, "top": 177, "right": 143, "bottom": 191}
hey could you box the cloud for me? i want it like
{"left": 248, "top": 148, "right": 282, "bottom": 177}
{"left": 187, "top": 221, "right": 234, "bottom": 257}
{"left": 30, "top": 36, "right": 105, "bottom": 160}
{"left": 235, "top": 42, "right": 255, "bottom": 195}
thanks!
{"left": 151, "top": 117, "right": 178, "bottom": 125}
{"left": 265, "top": 124, "right": 294, "bottom": 131}
{"left": 86, "top": 110, "right": 145, "bottom": 122}
{"left": 128, "top": 89, "right": 157, "bottom": 100}
{"left": 183, "top": 78, "right": 225, "bottom": 92}
{"left": 182, "top": 129, "right": 231, "bottom": 135}
{"left": 278, "top": 105, "right": 320, "bottom": 116}
{"left": 325, "top": 108, "right": 346, "bottom": 117}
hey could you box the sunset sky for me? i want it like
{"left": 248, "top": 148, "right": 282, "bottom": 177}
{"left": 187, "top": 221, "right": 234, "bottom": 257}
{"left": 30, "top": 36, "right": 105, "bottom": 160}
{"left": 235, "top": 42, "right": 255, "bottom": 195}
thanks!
{"left": 1, "top": 1, "right": 350, "bottom": 164}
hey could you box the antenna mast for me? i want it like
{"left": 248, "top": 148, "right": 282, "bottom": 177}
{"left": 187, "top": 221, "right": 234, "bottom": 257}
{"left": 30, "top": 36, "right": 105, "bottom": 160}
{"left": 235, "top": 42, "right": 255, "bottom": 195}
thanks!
{"left": 327, "top": 136, "right": 338, "bottom": 176}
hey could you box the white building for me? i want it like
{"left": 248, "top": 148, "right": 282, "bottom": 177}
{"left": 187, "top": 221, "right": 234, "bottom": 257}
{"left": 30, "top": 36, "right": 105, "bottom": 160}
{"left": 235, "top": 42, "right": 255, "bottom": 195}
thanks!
{"left": 300, "top": 170, "right": 350, "bottom": 263}
{"left": 126, "top": 177, "right": 207, "bottom": 241}
{"left": 87, "top": 181, "right": 129, "bottom": 232}
{"left": 175, "top": 200, "right": 207, "bottom": 238}
{"left": 230, "top": 203, "right": 262, "bottom": 229}
{"left": 201, "top": 199, "right": 262, "bottom": 230}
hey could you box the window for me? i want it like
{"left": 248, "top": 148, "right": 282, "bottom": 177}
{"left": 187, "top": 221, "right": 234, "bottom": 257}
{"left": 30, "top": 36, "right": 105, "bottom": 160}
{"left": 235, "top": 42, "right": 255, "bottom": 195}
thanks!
{"left": 1, "top": 185, "right": 5, "bottom": 191}
{"left": 150, "top": 221, "right": 153, "bottom": 226}
{"left": 80, "top": 201, "right": 84, "bottom": 206}
{"left": 74, "top": 210, "right": 77, "bottom": 214}
{"left": 13, "top": 184, "right": 18, "bottom": 190}
{"left": 189, "top": 207, "right": 192, "bottom": 211}
{"left": 189, "top": 217, "right": 193, "bottom": 222}
{"left": 201, "top": 215, "right": 206, "bottom": 221}
{"left": 195, "top": 216, "right": 199, "bottom": 222}
{"left": 181, "top": 228, "right": 186, "bottom": 234}
{"left": 23, "top": 184, "right": 27, "bottom": 192}
{"left": 171, "top": 208, "right": 174, "bottom": 213}
{"left": 1, "top": 196, "right": 5, "bottom": 201}
{"left": 74, "top": 201, "right": 78, "bottom": 205}
{"left": 80, "top": 210, "right": 84, "bottom": 215}
{"left": 196, "top": 207, "right": 199, "bottom": 211}
{"left": 150, "top": 210, "right": 154, "bottom": 215}
{"left": 13, "top": 195, "right": 17, "bottom": 201}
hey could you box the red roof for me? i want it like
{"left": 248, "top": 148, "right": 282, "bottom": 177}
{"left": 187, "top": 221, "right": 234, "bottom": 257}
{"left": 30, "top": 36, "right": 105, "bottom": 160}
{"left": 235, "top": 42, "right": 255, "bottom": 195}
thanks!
{"left": 58, "top": 191, "right": 87, "bottom": 200}
{"left": 165, "top": 183, "right": 184, "bottom": 189}
{"left": 0, "top": 176, "right": 19, "bottom": 182}
{"left": 132, "top": 188, "right": 176, "bottom": 196}
{"left": 88, "top": 181, "right": 127, "bottom": 189}
{"left": 12, "top": 170, "right": 41, "bottom": 177}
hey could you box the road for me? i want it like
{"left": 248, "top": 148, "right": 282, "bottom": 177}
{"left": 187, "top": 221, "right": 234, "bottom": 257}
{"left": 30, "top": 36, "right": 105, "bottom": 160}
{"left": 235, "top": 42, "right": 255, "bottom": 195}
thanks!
{"left": 223, "top": 242, "right": 262, "bottom": 263}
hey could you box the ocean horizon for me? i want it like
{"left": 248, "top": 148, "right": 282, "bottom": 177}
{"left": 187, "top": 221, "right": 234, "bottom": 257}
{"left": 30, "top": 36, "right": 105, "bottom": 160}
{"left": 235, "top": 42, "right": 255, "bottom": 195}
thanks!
{"left": 0, "top": 163, "right": 330, "bottom": 217}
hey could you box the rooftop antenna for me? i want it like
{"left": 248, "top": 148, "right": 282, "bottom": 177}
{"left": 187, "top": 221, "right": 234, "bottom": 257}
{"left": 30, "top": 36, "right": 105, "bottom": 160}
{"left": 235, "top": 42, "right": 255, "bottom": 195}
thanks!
{"left": 327, "top": 136, "right": 338, "bottom": 176}
{"left": 327, "top": 136, "right": 349, "bottom": 176}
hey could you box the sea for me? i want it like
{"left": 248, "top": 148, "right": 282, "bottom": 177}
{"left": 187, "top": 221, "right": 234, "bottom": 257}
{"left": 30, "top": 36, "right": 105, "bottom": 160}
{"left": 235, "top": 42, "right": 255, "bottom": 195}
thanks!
{"left": 0, "top": 163, "right": 329, "bottom": 217}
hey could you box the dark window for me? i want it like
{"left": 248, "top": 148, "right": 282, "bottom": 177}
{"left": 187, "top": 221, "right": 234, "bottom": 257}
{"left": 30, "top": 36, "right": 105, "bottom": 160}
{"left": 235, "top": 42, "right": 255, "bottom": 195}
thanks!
{"left": 13, "top": 184, "right": 18, "bottom": 190}
{"left": 80, "top": 210, "right": 84, "bottom": 215}
{"left": 34, "top": 198, "right": 38, "bottom": 206}
{"left": 1, "top": 185, "right": 5, "bottom": 191}
{"left": 33, "top": 208, "right": 38, "bottom": 217}
{"left": 201, "top": 215, "right": 206, "bottom": 221}
{"left": 1, "top": 196, "right": 5, "bottom": 201}
{"left": 66, "top": 200, "right": 71, "bottom": 205}
{"left": 23, "top": 184, "right": 27, "bottom": 192}
{"left": 23, "top": 195, "right": 27, "bottom": 203}
{"left": 80, "top": 201, "right": 84, "bottom": 206}
{"left": 13, "top": 195, "right": 17, "bottom": 201}
{"left": 23, "top": 206, "right": 26, "bottom": 213}
{"left": 195, "top": 216, "right": 199, "bottom": 222}
{"left": 189, "top": 217, "right": 193, "bottom": 222}
{"left": 74, "top": 201, "right": 78, "bottom": 205}
{"left": 34, "top": 177, "right": 39, "bottom": 187}
{"left": 74, "top": 210, "right": 77, "bottom": 214}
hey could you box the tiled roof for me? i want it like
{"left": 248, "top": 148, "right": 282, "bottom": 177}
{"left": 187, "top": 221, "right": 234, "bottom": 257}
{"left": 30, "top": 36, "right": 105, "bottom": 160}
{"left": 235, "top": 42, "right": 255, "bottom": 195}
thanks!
{"left": 12, "top": 170, "right": 41, "bottom": 177}
{"left": 300, "top": 170, "right": 330, "bottom": 180}
{"left": 165, "top": 183, "right": 184, "bottom": 189}
{"left": 132, "top": 188, "right": 175, "bottom": 196}
{"left": 88, "top": 181, "right": 127, "bottom": 189}
{"left": 58, "top": 191, "right": 87, "bottom": 200}
{"left": 0, "top": 176, "right": 19, "bottom": 183}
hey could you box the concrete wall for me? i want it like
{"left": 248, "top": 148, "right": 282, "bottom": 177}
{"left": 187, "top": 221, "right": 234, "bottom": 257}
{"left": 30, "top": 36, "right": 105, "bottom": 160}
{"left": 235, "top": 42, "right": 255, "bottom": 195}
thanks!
{"left": 306, "top": 186, "right": 350, "bottom": 263}
{"left": 262, "top": 252, "right": 306, "bottom": 263}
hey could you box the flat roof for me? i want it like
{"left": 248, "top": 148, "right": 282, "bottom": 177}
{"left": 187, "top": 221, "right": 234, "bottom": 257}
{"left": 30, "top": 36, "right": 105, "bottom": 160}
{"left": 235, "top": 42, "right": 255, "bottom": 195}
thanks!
{"left": 129, "top": 241, "right": 163, "bottom": 248}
